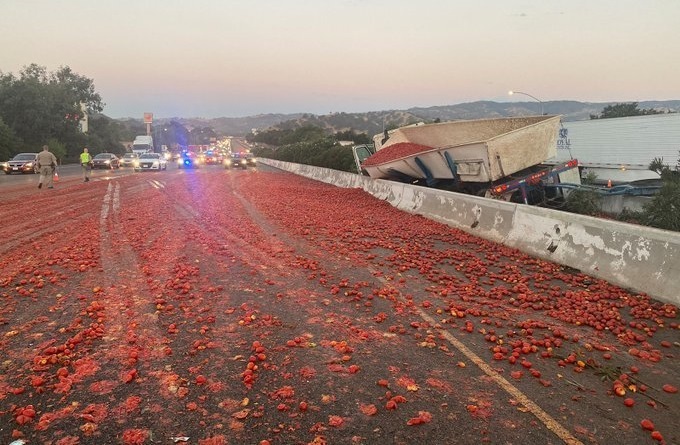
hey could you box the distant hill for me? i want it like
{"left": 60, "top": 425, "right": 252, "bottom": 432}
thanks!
{"left": 155, "top": 113, "right": 305, "bottom": 136}
{"left": 407, "top": 100, "right": 680, "bottom": 122}
{"left": 131, "top": 100, "right": 680, "bottom": 137}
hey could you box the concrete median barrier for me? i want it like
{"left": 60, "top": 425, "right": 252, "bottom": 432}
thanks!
{"left": 259, "top": 159, "right": 680, "bottom": 306}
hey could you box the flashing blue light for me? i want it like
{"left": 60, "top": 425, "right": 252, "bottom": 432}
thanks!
{"left": 184, "top": 159, "right": 191, "bottom": 165}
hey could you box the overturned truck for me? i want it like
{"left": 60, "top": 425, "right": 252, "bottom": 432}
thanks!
{"left": 353, "top": 115, "right": 579, "bottom": 205}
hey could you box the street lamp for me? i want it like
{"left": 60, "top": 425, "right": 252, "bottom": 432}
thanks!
{"left": 508, "top": 90, "right": 544, "bottom": 116}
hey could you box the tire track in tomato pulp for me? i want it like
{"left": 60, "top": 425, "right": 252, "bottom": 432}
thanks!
{"left": 180, "top": 171, "right": 567, "bottom": 444}
{"left": 95, "top": 180, "right": 174, "bottom": 394}
{"left": 0, "top": 179, "right": 125, "bottom": 441}
{"left": 92, "top": 176, "right": 216, "bottom": 439}
{"left": 135, "top": 171, "right": 496, "bottom": 444}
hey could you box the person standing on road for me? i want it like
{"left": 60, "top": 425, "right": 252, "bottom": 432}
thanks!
{"left": 80, "top": 147, "right": 92, "bottom": 182}
{"left": 36, "top": 144, "right": 57, "bottom": 189}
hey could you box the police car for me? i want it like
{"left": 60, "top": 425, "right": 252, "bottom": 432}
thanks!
{"left": 177, "top": 152, "right": 200, "bottom": 169}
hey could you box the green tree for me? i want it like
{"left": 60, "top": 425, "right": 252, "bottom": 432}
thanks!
{"left": 0, "top": 116, "right": 22, "bottom": 160}
{"left": 0, "top": 64, "right": 103, "bottom": 151}
{"left": 641, "top": 155, "right": 680, "bottom": 231}
{"left": 118, "top": 119, "right": 147, "bottom": 142}
{"left": 248, "top": 125, "right": 327, "bottom": 146}
{"left": 564, "top": 189, "right": 601, "bottom": 216}
{"left": 46, "top": 138, "right": 67, "bottom": 163}
{"left": 581, "top": 170, "right": 598, "bottom": 185}
{"left": 190, "top": 126, "right": 216, "bottom": 145}
{"left": 334, "top": 129, "right": 370, "bottom": 144}
{"left": 86, "top": 115, "right": 126, "bottom": 156}
{"left": 282, "top": 126, "right": 326, "bottom": 145}
{"left": 251, "top": 126, "right": 356, "bottom": 173}
{"left": 590, "top": 102, "right": 664, "bottom": 119}
{"left": 165, "top": 120, "right": 190, "bottom": 148}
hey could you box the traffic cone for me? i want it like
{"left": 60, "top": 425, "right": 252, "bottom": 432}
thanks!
{"left": 606, "top": 179, "right": 612, "bottom": 188}
{"left": 54, "top": 171, "right": 59, "bottom": 182}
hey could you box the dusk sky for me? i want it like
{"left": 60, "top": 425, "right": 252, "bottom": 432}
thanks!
{"left": 2, "top": 0, "right": 679, "bottom": 119}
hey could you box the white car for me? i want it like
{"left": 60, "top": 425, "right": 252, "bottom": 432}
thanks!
{"left": 134, "top": 153, "right": 167, "bottom": 171}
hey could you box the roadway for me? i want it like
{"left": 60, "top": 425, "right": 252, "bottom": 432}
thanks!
{"left": 0, "top": 163, "right": 678, "bottom": 444}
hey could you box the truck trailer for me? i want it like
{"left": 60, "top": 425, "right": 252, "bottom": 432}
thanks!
{"left": 547, "top": 113, "right": 680, "bottom": 185}
{"left": 353, "top": 115, "right": 580, "bottom": 205}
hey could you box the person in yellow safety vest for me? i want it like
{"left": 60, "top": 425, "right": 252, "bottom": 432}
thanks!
{"left": 80, "top": 147, "right": 93, "bottom": 182}
{"left": 36, "top": 144, "right": 58, "bottom": 189}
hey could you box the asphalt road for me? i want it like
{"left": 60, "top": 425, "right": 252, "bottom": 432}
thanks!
{"left": 0, "top": 164, "right": 678, "bottom": 445}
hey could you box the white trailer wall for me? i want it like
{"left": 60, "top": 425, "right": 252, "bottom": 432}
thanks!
{"left": 548, "top": 114, "right": 680, "bottom": 183}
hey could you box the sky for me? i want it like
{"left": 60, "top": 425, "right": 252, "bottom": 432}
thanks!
{"left": 2, "top": 0, "right": 679, "bottom": 119}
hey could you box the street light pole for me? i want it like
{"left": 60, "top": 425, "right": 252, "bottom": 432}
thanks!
{"left": 508, "top": 90, "right": 544, "bottom": 115}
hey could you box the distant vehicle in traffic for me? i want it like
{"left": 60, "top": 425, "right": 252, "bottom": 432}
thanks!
{"left": 92, "top": 153, "right": 120, "bottom": 169}
{"left": 224, "top": 152, "right": 256, "bottom": 170}
{"left": 177, "top": 152, "right": 200, "bottom": 169}
{"left": 203, "top": 151, "right": 224, "bottom": 165}
{"left": 135, "top": 152, "right": 167, "bottom": 171}
{"left": 4, "top": 153, "right": 39, "bottom": 174}
{"left": 120, "top": 152, "right": 139, "bottom": 167}
{"left": 132, "top": 135, "right": 154, "bottom": 155}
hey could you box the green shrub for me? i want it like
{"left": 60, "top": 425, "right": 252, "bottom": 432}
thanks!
{"left": 564, "top": 189, "right": 601, "bottom": 215}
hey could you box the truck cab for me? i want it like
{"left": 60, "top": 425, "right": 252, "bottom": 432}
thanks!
{"left": 352, "top": 144, "right": 374, "bottom": 175}
{"left": 132, "top": 135, "right": 154, "bottom": 155}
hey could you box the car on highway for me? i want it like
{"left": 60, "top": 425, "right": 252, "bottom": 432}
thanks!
{"left": 120, "top": 152, "right": 139, "bottom": 167}
{"left": 224, "top": 152, "right": 256, "bottom": 170}
{"left": 4, "top": 153, "right": 39, "bottom": 174}
{"left": 135, "top": 152, "right": 168, "bottom": 171}
{"left": 92, "top": 153, "right": 121, "bottom": 169}
{"left": 203, "top": 151, "right": 224, "bottom": 165}
{"left": 177, "top": 152, "right": 200, "bottom": 169}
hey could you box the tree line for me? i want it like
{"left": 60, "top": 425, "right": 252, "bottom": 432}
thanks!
{"left": 0, "top": 64, "right": 224, "bottom": 163}
{"left": 589, "top": 102, "right": 668, "bottom": 119}
{"left": 247, "top": 125, "right": 370, "bottom": 173}
{"left": 0, "top": 64, "right": 129, "bottom": 162}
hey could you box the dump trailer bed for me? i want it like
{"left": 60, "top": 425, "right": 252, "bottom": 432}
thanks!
{"left": 362, "top": 115, "right": 561, "bottom": 183}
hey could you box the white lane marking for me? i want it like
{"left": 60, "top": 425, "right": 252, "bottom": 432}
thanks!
{"left": 113, "top": 182, "right": 120, "bottom": 212}
{"left": 100, "top": 182, "right": 112, "bottom": 225}
{"left": 374, "top": 272, "right": 584, "bottom": 445}
{"left": 415, "top": 306, "right": 583, "bottom": 445}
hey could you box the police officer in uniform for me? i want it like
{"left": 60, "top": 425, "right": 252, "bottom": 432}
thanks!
{"left": 36, "top": 145, "right": 57, "bottom": 189}
{"left": 80, "top": 147, "right": 93, "bottom": 182}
